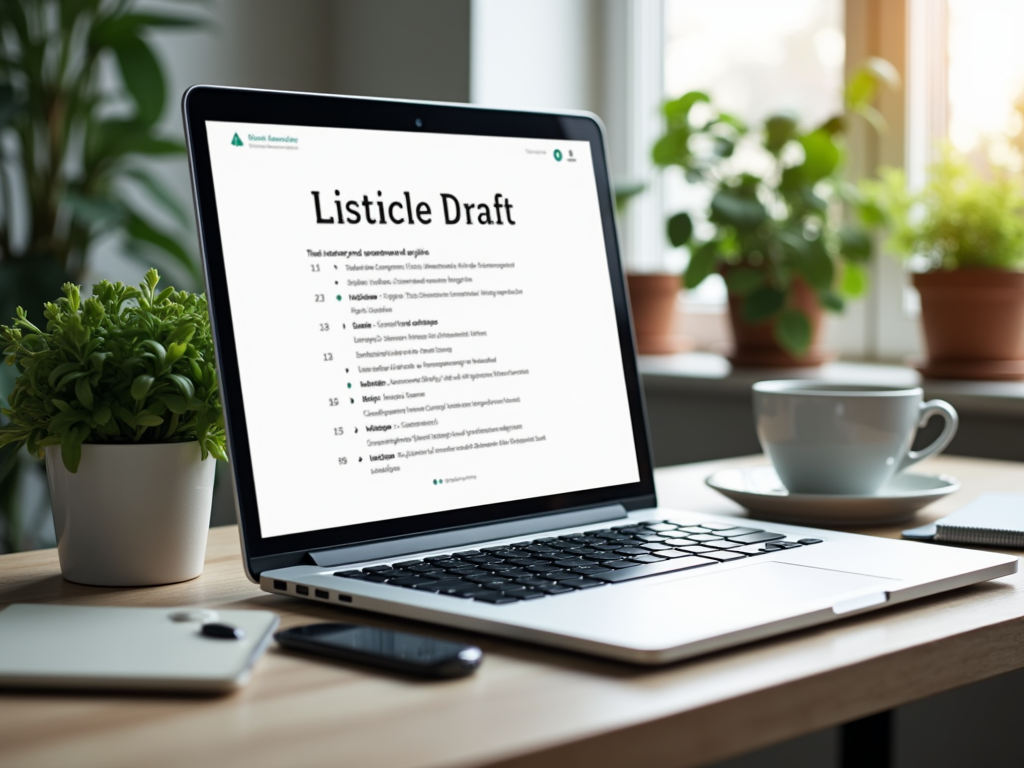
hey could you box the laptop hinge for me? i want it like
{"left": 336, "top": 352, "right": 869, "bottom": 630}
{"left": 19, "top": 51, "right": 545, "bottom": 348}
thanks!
{"left": 305, "top": 504, "right": 629, "bottom": 568}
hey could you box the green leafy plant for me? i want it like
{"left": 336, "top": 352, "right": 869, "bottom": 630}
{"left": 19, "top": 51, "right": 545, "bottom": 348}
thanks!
{"left": 0, "top": 269, "right": 226, "bottom": 472}
{"left": 653, "top": 59, "right": 897, "bottom": 355}
{"left": 861, "top": 151, "right": 1024, "bottom": 271}
{"left": 0, "top": 0, "right": 203, "bottom": 318}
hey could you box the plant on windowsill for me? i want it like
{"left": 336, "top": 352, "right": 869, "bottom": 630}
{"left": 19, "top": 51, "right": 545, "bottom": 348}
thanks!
{"left": 652, "top": 59, "right": 897, "bottom": 367}
{"left": 862, "top": 151, "right": 1024, "bottom": 380}
{"left": 0, "top": 270, "right": 226, "bottom": 586}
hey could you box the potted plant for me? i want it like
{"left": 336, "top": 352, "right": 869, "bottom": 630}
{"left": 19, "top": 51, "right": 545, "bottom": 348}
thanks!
{"left": 863, "top": 152, "right": 1024, "bottom": 380}
{"left": 652, "top": 60, "right": 896, "bottom": 366}
{"left": 0, "top": 0, "right": 203, "bottom": 553}
{"left": 0, "top": 270, "right": 226, "bottom": 585}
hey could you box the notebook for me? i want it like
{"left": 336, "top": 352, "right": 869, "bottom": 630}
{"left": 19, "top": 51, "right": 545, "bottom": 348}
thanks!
{"left": 904, "top": 493, "right": 1024, "bottom": 548}
{"left": 181, "top": 85, "right": 1018, "bottom": 665}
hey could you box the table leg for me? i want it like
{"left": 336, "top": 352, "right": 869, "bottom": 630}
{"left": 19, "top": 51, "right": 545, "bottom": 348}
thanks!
{"left": 840, "top": 709, "right": 893, "bottom": 768}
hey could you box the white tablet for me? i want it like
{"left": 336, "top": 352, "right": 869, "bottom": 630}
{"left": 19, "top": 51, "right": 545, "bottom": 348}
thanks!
{"left": 0, "top": 603, "right": 278, "bottom": 693}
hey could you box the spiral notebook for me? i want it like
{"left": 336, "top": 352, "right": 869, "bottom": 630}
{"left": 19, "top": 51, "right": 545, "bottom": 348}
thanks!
{"left": 903, "top": 493, "right": 1024, "bottom": 548}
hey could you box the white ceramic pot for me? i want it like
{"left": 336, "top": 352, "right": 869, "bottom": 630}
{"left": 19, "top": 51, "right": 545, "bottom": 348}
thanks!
{"left": 45, "top": 441, "right": 216, "bottom": 586}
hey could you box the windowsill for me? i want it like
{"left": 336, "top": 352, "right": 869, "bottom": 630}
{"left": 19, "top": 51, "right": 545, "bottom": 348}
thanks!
{"left": 639, "top": 352, "right": 1024, "bottom": 418}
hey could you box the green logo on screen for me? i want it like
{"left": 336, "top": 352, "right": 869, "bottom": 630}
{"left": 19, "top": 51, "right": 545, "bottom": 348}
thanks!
{"left": 231, "top": 133, "right": 243, "bottom": 147}
{"left": 553, "top": 149, "right": 563, "bottom": 162}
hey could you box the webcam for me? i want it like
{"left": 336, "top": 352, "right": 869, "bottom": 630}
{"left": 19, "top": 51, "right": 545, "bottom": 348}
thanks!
{"left": 415, "top": 118, "right": 423, "bottom": 128}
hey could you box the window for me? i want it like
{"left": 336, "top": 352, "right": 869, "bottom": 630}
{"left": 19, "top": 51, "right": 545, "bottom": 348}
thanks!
{"left": 662, "top": 0, "right": 846, "bottom": 306}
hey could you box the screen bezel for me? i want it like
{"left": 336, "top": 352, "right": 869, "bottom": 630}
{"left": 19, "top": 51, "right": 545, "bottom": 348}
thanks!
{"left": 182, "top": 86, "right": 656, "bottom": 575}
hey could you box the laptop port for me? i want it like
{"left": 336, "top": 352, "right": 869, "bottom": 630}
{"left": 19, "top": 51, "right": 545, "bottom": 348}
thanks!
{"left": 296, "top": 585, "right": 309, "bottom": 596}
{"left": 338, "top": 594, "right": 353, "bottom": 603}
{"left": 314, "top": 589, "right": 329, "bottom": 600}
{"left": 273, "top": 580, "right": 286, "bottom": 591}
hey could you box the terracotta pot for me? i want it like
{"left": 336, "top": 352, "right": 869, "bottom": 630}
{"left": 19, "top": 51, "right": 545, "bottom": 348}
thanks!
{"left": 914, "top": 270, "right": 1024, "bottom": 380}
{"left": 727, "top": 277, "right": 832, "bottom": 368}
{"left": 626, "top": 273, "right": 690, "bottom": 354}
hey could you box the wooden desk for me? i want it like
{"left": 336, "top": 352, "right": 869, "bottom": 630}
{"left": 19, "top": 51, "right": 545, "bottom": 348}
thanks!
{"left": 1, "top": 454, "right": 1022, "bottom": 768}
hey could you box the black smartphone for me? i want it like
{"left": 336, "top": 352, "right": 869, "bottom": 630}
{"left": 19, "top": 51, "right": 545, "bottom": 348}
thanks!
{"left": 274, "top": 623, "right": 483, "bottom": 679}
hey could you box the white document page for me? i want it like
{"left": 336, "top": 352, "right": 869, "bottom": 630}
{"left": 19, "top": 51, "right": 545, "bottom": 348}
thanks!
{"left": 206, "top": 121, "right": 639, "bottom": 538}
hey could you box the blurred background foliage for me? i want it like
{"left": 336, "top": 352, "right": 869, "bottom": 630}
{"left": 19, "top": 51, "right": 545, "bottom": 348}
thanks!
{"left": 0, "top": 0, "right": 203, "bottom": 551}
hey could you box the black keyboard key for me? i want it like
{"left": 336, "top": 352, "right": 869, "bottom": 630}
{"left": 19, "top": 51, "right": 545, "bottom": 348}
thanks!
{"left": 764, "top": 541, "right": 803, "bottom": 550}
{"left": 534, "top": 537, "right": 559, "bottom": 543}
{"left": 527, "top": 564, "right": 561, "bottom": 574}
{"left": 715, "top": 527, "right": 762, "bottom": 537}
{"left": 635, "top": 534, "right": 667, "bottom": 543}
{"left": 392, "top": 560, "right": 423, "bottom": 568}
{"left": 413, "top": 579, "right": 470, "bottom": 591}
{"left": 451, "top": 586, "right": 496, "bottom": 597}
{"left": 408, "top": 564, "right": 442, "bottom": 573}
{"left": 497, "top": 583, "right": 528, "bottom": 593}
{"left": 703, "top": 540, "right": 743, "bottom": 550}
{"left": 729, "top": 531, "right": 786, "bottom": 544}
{"left": 571, "top": 578, "right": 606, "bottom": 589}
{"left": 550, "top": 572, "right": 586, "bottom": 582}
{"left": 334, "top": 570, "right": 362, "bottom": 578}
{"left": 615, "top": 547, "right": 649, "bottom": 556}
{"left": 452, "top": 550, "right": 480, "bottom": 557}
{"left": 361, "top": 573, "right": 390, "bottom": 583}
{"left": 570, "top": 565, "right": 611, "bottom": 575}
{"left": 604, "top": 560, "right": 641, "bottom": 569}
{"left": 516, "top": 589, "right": 546, "bottom": 600}
{"left": 424, "top": 556, "right": 453, "bottom": 563}
{"left": 462, "top": 556, "right": 498, "bottom": 565}
{"left": 799, "top": 538, "right": 824, "bottom": 545}
{"left": 474, "top": 591, "right": 521, "bottom": 604}
{"left": 733, "top": 544, "right": 772, "bottom": 556}
{"left": 701, "top": 550, "right": 746, "bottom": 562}
{"left": 447, "top": 567, "right": 487, "bottom": 577}
{"left": 390, "top": 576, "right": 439, "bottom": 586}
{"left": 515, "top": 576, "right": 554, "bottom": 587}
{"left": 594, "top": 556, "right": 717, "bottom": 582}
{"left": 632, "top": 554, "right": 666, "bottom": 563}
{"left": 363, "top": 565, "right": 391, "bottom": 573}
{"left": 537, "top": 583, "right": 575, "bottom": 594}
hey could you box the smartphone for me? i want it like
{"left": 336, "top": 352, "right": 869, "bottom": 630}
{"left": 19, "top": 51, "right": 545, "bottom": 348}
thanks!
{"left": 274, "top": 623, "right": 483, "bottom": 679}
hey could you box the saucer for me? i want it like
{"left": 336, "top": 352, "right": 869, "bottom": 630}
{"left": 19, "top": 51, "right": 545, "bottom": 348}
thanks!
{"left": 705, "top": 466, "right": 960, "bottom": 527}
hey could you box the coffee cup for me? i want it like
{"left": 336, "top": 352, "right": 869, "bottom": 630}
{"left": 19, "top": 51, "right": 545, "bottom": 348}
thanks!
{"left": 752, "top": 381, "right": 958, "bottom": 496}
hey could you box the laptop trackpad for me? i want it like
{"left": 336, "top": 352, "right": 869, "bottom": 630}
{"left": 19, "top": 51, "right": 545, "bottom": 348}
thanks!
{"left": 566, "top": 562, "right": 895, "bottom": 648}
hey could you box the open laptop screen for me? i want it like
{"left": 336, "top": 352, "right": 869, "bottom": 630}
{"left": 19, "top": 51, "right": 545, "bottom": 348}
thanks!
{"left": 205, "top": 119, "right": 639, "bottom": 538}
{"left": 184, "top": 88, "right": 655, "bottom": 569}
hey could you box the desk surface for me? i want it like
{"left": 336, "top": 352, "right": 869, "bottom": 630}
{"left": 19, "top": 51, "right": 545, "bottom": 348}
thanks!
{"left": 2, "top": 454, "right": 1023, "bottom": 768}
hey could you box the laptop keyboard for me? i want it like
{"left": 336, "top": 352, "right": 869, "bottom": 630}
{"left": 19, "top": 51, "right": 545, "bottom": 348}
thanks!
{"left": 333, "top": 520, "right": 823, "bottom": 605}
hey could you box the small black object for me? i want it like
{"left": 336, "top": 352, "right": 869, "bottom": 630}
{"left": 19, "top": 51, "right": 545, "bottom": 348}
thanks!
{"left": 201, "top": 623, "right": 245, "bottom": 640}
{"left": 275, "top": 623, "right": 482, "bottom": 678}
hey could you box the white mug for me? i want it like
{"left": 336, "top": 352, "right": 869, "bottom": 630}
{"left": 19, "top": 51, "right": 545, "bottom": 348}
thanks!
{"left": 752, "top": 381, "right": 958, "bottom": 496}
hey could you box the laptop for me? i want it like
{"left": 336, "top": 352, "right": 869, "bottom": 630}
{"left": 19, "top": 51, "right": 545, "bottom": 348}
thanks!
{"left": 182, "top": 86, "right": 1017, "bottom": 665}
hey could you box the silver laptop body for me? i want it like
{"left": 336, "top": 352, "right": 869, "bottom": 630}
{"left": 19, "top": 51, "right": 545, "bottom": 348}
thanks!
{"left": 183, "top": 86, "right": 1017, "bottom": 665}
